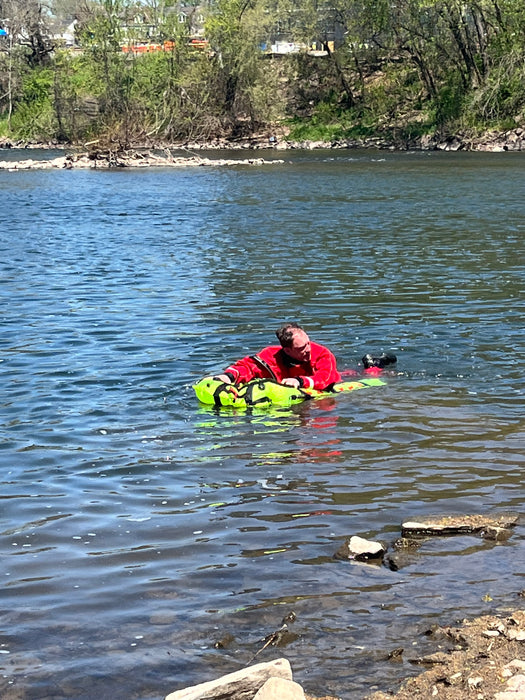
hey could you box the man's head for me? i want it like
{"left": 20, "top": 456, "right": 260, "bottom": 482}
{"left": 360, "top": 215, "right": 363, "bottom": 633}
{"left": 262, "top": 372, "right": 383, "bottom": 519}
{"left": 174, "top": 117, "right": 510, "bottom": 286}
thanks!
{"left": 276, "top": 322, "right": 311, "bottom": 363}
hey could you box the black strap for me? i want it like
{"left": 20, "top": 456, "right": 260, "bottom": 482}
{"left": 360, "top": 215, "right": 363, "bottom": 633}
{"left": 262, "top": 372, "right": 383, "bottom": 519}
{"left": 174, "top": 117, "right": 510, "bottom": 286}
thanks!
{"left": 212, "top": 382, "right": 230, "bottom": 407}
{"left": 242, "top": 380, "right": 272, "bottom": 406}
{"left": 250, "top": 355, "right": 278, "bottom": 381}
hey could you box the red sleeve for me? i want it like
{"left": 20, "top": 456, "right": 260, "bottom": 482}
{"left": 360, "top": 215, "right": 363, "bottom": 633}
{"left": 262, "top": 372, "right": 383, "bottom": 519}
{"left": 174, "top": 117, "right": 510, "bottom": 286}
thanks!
{"left": 223, "top": 355, "right": 265, "bottom": 384}
{"left": 299, "top": 344, "right": 341, "bottom": 391}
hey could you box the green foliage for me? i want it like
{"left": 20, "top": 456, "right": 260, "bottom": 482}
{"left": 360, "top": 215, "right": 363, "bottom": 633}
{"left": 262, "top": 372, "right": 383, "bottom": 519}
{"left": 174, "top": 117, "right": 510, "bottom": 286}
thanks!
{"left": 51, "top": 50, "right": 97, "bottom": 142}
{"left": 430, "top": 75, "right": 466, "bottom": 126}
{"left": 204, "top": 0, "right": 279, "bottom": 133}
{"left": 0, "top": 115, "right": 10, "bottom": 137}
{"left": 466, "top": 49, "right": 525, "bottom": 126}
{"left": 286, "top": 101, "right": 369, "bottom": 142}
{"left": 9, "top": 67, "right": 56, "bottom": 139}
{"left": 2, "top": 0, "right": 525, "bottom": 145}
{"left": 75, "top": 0, "right": 140, "bottom": 146}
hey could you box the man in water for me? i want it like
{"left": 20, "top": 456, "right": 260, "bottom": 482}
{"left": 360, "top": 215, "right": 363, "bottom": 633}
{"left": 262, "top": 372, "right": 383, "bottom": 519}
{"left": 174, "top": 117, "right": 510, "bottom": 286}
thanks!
{"left": 213, "top": 322, "right": 340, "bottom": 391}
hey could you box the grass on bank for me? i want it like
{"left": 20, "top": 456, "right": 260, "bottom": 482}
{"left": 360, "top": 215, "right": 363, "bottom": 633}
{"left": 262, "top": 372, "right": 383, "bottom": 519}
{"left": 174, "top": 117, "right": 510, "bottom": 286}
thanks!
{"left": 285, "top": 98, "right": 437, "bottom": 144}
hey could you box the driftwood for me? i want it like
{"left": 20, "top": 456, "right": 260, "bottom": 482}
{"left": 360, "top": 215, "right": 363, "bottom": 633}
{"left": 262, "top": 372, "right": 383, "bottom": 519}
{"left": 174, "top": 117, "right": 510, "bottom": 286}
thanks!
{"left": 246, "top": 612, "right": 297, "bottom": 666}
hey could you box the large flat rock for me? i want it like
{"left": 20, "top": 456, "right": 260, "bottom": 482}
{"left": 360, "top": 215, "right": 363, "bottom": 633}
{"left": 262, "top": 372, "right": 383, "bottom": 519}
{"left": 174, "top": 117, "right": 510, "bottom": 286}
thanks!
{"left": 401, "top": 513, "right": 519, "bottom": 537}
{"left": 252, "top": 676, "right": 305, "bottom": 699}
{"left": 165, "top": 658, "right": 292, "bottom": 700}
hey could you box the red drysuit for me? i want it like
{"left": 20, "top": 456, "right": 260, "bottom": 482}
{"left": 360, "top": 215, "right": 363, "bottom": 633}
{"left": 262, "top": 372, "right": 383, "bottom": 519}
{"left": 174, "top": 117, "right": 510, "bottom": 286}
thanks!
{"left": 223, "top": 342, "right": 341, "bottom": 391}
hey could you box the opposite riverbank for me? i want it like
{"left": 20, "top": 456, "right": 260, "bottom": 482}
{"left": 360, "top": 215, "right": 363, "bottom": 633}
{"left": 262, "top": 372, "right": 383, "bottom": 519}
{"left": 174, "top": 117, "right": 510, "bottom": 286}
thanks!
{"left": 1, "top": 126, "right": 524, "bottom": 171}
{"left": 2, "top": 125, "right": 525, "bottom": 156}
{"left": 177, "top": 126, "right": 525, "bottom": 152}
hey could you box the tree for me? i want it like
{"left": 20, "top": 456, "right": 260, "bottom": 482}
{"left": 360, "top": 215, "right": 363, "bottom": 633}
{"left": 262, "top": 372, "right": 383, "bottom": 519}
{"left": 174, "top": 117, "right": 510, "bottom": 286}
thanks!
{"left": 0, "top": 0, "right": 56, "bottom": 134}
{"left": 1, "top": 0, "right": 55, "bottom": 65}
{"left": 205, "top": 0, "right": 282, "bottom": 135}
{"left": 77, "top": 0, "right": 139, "bottom": 147}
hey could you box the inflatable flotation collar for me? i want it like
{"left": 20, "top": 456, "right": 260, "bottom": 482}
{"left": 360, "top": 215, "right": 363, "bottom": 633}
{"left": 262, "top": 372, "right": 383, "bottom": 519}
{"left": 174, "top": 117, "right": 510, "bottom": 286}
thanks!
{"left": 193, "top": 376, "right": 386, "bottom": 409}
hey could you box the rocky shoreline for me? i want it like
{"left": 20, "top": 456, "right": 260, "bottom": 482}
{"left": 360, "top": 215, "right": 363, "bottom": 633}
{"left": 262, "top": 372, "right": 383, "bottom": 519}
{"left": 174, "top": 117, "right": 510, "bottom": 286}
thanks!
{"left": 166, "top": 513, "right": 523, "bottom": 700}
{"left": 0, "top": 127, "right": 522, "bottom": 171}
{"left": 163, "top": 608, "right": 525, "bottom": 700}
{"left": 366, "top": 608, "right": 525, "bottom": 700}
{"left": 1, "top": 126, "right": 525, "bottom": 155}
{"left": 177, "top": 127, "right": 525, "bottom": 152}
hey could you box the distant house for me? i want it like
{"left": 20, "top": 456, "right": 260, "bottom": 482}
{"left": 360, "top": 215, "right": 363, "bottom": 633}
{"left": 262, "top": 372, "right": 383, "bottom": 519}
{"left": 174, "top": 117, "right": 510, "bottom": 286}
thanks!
{"left": 120, "top": 2, "right": 206, "bottom": 45}
{"left": 263, "top": 6, "right": 345, "bottom": 56}
{"left": 120, "top": 3, "right": 209, "bottom": 54}
{"left": 172, "top": 5, "right": 205, "bottom": 36}
{"left": 268, "top": 41, "right": 306, "bottom": 55}
{"left": 121, "top": 9, "right": 160, "bottom": 43}
{"left": 52, "top": 19, "right": 77, "bottom": 47}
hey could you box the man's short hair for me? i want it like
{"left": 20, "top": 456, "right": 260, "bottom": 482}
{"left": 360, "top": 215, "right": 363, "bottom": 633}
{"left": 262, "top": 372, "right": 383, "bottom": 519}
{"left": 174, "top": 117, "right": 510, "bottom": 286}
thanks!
{"left": 276, "top": 322, "right": 303, "bottom": 348}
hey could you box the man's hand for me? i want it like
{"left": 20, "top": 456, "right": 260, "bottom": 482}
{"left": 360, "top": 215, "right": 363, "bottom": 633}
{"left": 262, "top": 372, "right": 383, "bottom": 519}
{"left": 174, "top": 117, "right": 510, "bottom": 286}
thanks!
{"left": 213, "top": 374, "right": 232, "bottom": 384}
{"left": 281, "top": 378, "right": 300, "bottom": 388}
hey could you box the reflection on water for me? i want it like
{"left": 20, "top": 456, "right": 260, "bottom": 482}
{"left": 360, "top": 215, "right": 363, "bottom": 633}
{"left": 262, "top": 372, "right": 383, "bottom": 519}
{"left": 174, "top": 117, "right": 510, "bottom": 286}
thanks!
{"left": 0, "top": 150, "right": 524, "bottom": 699}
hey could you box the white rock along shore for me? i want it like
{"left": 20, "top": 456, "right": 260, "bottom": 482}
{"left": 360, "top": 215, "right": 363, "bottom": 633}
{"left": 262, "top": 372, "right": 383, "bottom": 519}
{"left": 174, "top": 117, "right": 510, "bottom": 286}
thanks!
{"left": 0, "top": 151, "right": 285, "bottom": 171}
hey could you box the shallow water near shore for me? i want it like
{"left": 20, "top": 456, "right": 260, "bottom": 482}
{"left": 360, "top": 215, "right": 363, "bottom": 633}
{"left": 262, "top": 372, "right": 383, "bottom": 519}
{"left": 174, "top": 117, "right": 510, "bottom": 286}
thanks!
{"left": 1, "top": 149, "right": 524, "bottom": 700}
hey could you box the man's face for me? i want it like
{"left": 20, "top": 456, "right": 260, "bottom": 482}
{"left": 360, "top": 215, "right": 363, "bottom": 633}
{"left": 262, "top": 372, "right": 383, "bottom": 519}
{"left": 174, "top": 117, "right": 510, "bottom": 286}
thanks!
{"left": 284, "top": 330, "right": 311, "bottom": 363}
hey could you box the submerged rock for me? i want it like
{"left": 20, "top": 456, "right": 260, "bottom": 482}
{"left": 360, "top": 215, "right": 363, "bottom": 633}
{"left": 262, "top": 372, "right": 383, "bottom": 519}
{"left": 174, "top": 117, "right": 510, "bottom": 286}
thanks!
{"left": 481, "top": 525, "right": 514, "bottom": 541}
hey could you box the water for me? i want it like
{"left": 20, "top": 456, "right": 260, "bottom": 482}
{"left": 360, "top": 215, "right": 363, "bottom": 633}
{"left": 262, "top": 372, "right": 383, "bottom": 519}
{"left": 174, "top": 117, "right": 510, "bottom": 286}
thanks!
{"left": 0, "top": 149, "right": 524, "bottom": 700}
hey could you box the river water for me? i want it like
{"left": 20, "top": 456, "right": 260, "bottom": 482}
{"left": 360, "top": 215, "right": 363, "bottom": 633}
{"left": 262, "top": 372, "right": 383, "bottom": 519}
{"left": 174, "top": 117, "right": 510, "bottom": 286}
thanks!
{"left": 1, "top": 149, "right": 524, "bottom": 700}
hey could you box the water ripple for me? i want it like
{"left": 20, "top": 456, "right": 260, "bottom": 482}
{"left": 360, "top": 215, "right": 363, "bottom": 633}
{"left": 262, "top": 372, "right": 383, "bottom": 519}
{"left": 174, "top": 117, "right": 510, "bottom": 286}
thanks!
{"left": 0, "top": 151, "right": 524, "bottom": 700}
